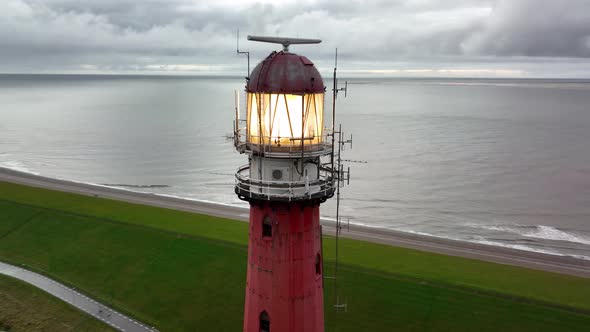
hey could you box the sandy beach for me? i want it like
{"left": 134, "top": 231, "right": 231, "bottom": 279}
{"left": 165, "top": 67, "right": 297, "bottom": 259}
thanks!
{"left": 1, "top": 166, "right": 589, "bottom": 278}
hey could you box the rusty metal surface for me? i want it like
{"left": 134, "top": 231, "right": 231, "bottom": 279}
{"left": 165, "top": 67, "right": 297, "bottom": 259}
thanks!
{"left": 247, "top": 51, "right": 325, "bottom": 94}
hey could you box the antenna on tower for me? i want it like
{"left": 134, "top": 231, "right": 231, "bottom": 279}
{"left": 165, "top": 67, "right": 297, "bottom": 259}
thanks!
{"left": 332, "top": 123, "right": 352, "bottom": 314}
{"left": 236, "top": 29, "right": 250, "bottom": 80}
{"left": 329, "top": 48, "right": 352, "bottom": 314}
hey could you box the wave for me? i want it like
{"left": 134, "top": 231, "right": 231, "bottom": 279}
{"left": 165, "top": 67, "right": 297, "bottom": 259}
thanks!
{"left": 72, "top": 180, "right": 245, "bottom": 207}
{"left": 466, "top": 223, "right": 590, "bottom": 246}
{"left": 470, "top": 237, "right": 590, "bottom": 260}
{"left": 100, "top": 183, "right": 170, "bottom": 189}
{"left": 63, "top": 178, "right": 249, "bottom": 210}
{"left": 399, "top": 231, "right": 590, "bottom": 261}
{"left": 318, "top": 217, "right": 590, "bottom": 260}
{"left": 0, "top": 161, "right": 40, "bottom": 175}
{"left": 156, "top": 193, "right": 248, "bottom": 209}
{"left": 524, "top": 226, "right": 590, "bottom": 245}
{"left": 325, "top": 219, "right": 590, "bottom": 260}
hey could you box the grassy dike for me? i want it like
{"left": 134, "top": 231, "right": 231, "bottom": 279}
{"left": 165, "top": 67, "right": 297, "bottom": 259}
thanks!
{"left": 0, "top": 274, "right": 114, "bottom": 331}
{"left": 1, "top": 180, "right": 590, "bottom": 331}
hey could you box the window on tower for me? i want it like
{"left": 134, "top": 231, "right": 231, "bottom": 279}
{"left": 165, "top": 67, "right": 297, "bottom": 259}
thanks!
{"left": 315, "top": 253, "right": 322, "bottom": 275}
{"left": 260, "top": 311, "right": 270, "bottom": 332}
{"left": 262, "top": 216, "right": 272, "bottom": 238}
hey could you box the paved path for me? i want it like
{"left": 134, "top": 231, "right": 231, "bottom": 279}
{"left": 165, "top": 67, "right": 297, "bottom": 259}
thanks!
{"left": 1, "top": 167, "right": 590, "bottom": 279}
{"left": 0, "top": 261, "right": 157, "bottom": 332}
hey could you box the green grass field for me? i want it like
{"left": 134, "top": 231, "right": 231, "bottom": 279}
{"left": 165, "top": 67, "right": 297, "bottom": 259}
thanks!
{"left": 0, "top": 274, "right": 114, "bottom": 332}
{"left": 1, "top": 180, "right": 590, "bottom": 331}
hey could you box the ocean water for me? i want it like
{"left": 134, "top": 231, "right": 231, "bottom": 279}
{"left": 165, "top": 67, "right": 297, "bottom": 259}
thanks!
{"left": 1, "top": 74, "right": 590, "bottom": 259}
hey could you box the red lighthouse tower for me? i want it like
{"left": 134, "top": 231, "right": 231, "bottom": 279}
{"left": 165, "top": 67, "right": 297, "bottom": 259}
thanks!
{"left": 234, "top": 36, "right": 335, "bottom": 332}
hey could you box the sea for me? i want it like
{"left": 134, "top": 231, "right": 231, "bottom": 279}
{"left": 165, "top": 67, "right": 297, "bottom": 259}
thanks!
{"left": 1, "top": 74, "right": 590, "bottom": 260}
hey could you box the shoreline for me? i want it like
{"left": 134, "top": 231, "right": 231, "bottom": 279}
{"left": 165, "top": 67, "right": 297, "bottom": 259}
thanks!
{"left": 1, "top": 166, "right": 589, "bottom": 278}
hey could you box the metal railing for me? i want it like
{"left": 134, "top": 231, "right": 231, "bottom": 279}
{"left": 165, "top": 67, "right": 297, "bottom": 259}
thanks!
{"left": 234, "top": 126, "right": 333, "bottom": 158}
{"left": 234, "top": 164, "right": 336, "bottom": 202}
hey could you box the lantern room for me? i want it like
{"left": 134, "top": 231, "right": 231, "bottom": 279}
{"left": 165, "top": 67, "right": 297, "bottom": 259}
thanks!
{"left": 246, "top": 92, "right": 324, "bottom": 146}
{"left": 234, "top": 36, "right": 335, "bottom": 203}
{"left": 239, "top": 48, "right": 327, "bottom": 153}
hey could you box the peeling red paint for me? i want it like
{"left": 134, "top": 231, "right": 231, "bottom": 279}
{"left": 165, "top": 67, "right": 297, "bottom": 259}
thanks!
{"left": 243, "top": 202, "right": 324, "bottom": 332}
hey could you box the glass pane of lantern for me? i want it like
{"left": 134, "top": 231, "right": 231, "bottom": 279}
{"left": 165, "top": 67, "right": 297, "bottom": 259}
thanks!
{"left": 247, "top": 92, "right": 324, "bottom": 147}
{"left": 247, "top": 93, "right": 260, "bottom": 144}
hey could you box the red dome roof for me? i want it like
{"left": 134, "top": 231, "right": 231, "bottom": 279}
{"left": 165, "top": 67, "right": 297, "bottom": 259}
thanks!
{"left": 247, "top": 51, "right": 324, "bottom": 94}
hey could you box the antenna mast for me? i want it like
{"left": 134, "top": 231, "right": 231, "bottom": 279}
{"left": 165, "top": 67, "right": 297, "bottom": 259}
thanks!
{"left": 331, "top": 48, "right": 351, "bottom": 313}
{"left": 236, "top": 29, "right": 250, "bottom": 79}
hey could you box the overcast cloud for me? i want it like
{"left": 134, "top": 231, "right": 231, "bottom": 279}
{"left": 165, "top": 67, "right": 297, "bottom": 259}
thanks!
{"left": 1, "top": 0, "right": 590, "bottom": 77}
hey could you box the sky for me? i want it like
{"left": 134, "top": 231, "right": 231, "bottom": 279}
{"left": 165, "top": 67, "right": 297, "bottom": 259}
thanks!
{"left": 1, "top": 0, "right": 590, "bottom": 78}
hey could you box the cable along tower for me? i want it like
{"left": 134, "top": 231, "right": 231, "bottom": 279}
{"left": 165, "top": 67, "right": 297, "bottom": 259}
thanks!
{"left": 233, "top": 35, "right": 350, "bottom": 332}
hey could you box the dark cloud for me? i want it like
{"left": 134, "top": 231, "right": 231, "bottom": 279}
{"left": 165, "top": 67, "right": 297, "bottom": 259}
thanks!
{"left": 462, "top": 0, "right": 590, "bottom": 58}
{"left": 0, "top": 0, "right": 589, "bottom": 76}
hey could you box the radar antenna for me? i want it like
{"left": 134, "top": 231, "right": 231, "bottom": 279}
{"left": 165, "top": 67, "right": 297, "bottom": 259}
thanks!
{"left": 247, "top": 35, "right": 321, "bottom": 52}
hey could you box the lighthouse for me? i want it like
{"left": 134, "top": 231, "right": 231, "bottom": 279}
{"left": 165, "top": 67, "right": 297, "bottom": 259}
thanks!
{"left": 234, "top": 36, "right": 336, "bottom": 332}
